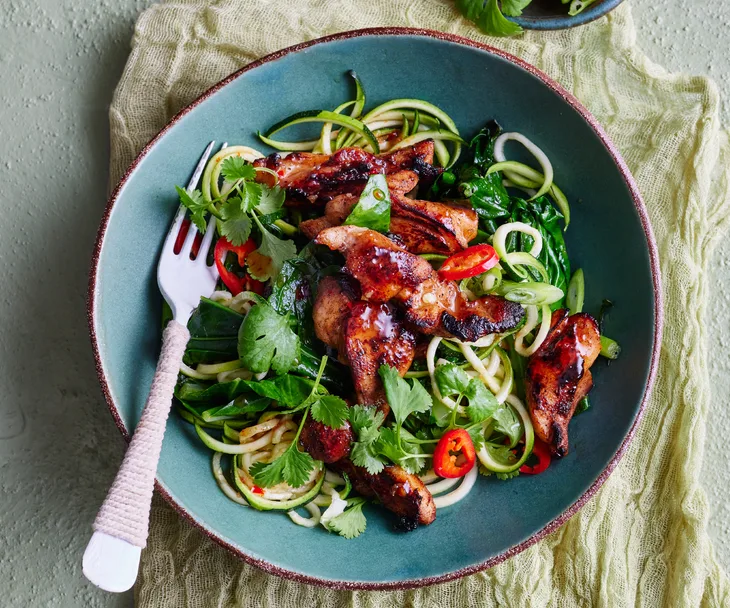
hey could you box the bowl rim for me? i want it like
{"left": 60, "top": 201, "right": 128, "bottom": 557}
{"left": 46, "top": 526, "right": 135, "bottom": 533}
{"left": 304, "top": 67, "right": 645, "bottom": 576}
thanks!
{"left": 88, "top": 27, "right": 663, "bottom": 591}
{"left": 512, "top": 0, "right": 625, "bottom": 30}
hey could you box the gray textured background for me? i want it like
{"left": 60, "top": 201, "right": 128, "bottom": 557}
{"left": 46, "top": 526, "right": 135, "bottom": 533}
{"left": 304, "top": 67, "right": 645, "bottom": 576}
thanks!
{"left": 0, "top": 1, "right": 727, "bottom": 605}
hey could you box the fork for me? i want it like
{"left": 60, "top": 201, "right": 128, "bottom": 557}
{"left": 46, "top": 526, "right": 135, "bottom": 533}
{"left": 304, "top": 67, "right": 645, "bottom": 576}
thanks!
{"left": 83, "top": 141, "right": 222, "bottom": 593}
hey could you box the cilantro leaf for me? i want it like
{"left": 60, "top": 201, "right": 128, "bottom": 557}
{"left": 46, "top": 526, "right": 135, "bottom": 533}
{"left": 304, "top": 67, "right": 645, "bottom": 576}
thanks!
{"left": 378, "top": 365, "right": 432, "bottom": 426}
{"left": 249, "top": 444, "right": 315, "bottom": 488}
{"left": 456, "top": 0, "right": 523, "bottom": 37}
{"left": 349, "top": 405, "right": 385, "bottom": 443}
{"left": 310, "top": 395, "right": 349, "bottom": 429}
{"left": 175, "top": 186, "right": 208, "bottom": 232}
{"left": 219, "top": 196, "right": 252, "bottom": 245}
{"left": 221, "top": 156, "right": 256, "bottom": 183}
{"left": 466, "top": 423, "right": 486, "bottom": 451}
{"left": 375, "top": 427, "right": 427, "bottom": 475}
{"left": 492, "top": 404, "right": 522, "bottom": 446}
{"left": 464, "top": 379, "right": 500, "bottom": 423}
{"left": 501, "top": 0, "right": 532, "bottom": 17}
{"left": 238, "top": 300, "right": 300, "bottom": 374}
{"left": 482, "top": 442, "right": 521, "bottom": 470}
{"left": 240, "top": 181, "right": 262, "bottom": 211}
{"left": 434, "top": 362, "right": 470, "bottom": 397}
{"left": 247, "top": 215, "right": 297, "bottom": 282}
{"left": 256, "top": 184, "right": 285, "bottom": 214}
{"left": 350, "top": 441, "right": 385, "bottom": 475}
{"left": 327, "top": 498, "right": 367, "bottom": 539}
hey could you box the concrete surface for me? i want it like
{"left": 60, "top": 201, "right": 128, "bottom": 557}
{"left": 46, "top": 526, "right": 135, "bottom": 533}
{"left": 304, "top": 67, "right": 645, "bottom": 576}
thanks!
{"left": 0, "top": 1, "right": 727, "bottom": 606}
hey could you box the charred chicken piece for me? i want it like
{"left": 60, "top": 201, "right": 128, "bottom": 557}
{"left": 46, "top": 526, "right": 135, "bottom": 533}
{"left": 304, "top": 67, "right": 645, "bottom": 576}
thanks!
{"left": 315, "top": 226, "right": 524, "bottom": 341}
{"left": 389, "top": 194, "right": 478, "bottom": 255}
{"left": 315, "top": 226, "right": 434, "bottom": 302}
{"left": 254, "top": 142, "right": 439, "bottom": 205}
{"left": 301, "top": 190, "right": 478, "bottom": 256}
{"left": 299, "top": 419, "right": 353, "bottom": 464}
{"left": 525, "top": 310, "right": 601, "bottom": 457}
{"left": 344, "top": 301, "right": 416, "bottom": 415}
{"left": 333, "top": 459, "right": 436, "bottom": 529}
{"left": 312, "top": 275, "right": 359, "bottom": 351}
{"left": 404, "top": 279, "right": 525, "bottom": 341}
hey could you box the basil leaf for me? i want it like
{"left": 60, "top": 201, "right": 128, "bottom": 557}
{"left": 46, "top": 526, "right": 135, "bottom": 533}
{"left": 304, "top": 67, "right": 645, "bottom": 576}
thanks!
{"left": 344, "top": 173, "right": 391, "bottom": 232}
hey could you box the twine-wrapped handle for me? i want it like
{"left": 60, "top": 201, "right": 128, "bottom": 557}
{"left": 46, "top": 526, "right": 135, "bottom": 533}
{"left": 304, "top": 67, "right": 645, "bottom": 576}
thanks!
{"left": 83, "top": 321, "right": 190, "bottom": 592}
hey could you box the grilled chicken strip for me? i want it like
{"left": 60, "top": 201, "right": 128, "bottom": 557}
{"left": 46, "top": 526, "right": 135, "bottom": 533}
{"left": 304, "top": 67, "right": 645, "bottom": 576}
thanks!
{"left": 312, "top": 275, "right": 359, "bottom": 351}
{"left": 525, "top": 309, "right": 601, "bottom": 457}
{"left": 344, "top": 301, "right": 416, "bottom": 415}
{"left": 301, "top": 189, "right": 478, "bottom": 255}
{"left": 315, "top": 226, "right": 524, "bottom": 341}
{"left": 333, "top": 459, "right": 436, "bottom": 529}
{"left": 254, "top": 142, "right": 439, "bottom": 205}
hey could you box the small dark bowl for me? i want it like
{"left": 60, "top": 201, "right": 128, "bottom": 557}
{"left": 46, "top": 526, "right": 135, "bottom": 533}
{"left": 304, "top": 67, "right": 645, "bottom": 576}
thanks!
{"left": 513, "top": 0, "right": 624, "bottom": 30}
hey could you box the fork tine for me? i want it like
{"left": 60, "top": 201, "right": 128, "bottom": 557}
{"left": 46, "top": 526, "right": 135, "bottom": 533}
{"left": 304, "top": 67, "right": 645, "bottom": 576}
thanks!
{"left": 187, "top": 141, "right": 216, "bottom": 193}
{"left": 180, "top": 222, "right": 199, "bottom": 257}
{"left": 198, "top": 215, "right": 218, "bottom": 264}
{"left": 163, "top": 141, "right": 215, "bottom": 251}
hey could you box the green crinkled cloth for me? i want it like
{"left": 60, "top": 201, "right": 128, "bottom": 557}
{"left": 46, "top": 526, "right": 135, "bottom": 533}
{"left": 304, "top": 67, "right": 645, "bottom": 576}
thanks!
{"left": 108, "top": 2, "right": 730, "bottom": 606}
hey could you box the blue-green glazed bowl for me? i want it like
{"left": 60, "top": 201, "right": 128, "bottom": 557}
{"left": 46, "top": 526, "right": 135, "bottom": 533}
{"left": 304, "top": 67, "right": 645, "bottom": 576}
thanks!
{"left": 513, "top": 0, "right": 624, "bottom": 30}
{"left": 89, "top": 29, "right": 661, "bottom": 589}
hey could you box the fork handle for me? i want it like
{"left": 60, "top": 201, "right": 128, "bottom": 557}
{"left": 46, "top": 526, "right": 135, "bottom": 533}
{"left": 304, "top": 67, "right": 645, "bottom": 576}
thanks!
{"left": 83, "top": 321, "right": 190, "bottom": 590}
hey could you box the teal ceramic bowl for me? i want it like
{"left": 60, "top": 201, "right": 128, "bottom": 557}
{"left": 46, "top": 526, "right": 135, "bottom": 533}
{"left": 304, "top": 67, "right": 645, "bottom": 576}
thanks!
{"left": 513, "top": 0, "right": 624, "bottom": 30}
{"left": 89, "top": 29, "right": 661, "bottom": 589}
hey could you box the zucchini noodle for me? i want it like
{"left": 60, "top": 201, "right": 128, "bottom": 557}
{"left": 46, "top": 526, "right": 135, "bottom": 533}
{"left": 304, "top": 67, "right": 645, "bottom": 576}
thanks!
{"left": 493, "top": 132, "right": 553, "bottom": 199}
{"left": 212, "top": 453, "right": 249, "bottom": 506}
{"left": 287, "top": 503, "right": 321, "bottom": 528}
{"left": 514, "top": 304, "right": 552, "bottom": 357}
{"left": 477, "top": 395, "right": 535, "bottom": 474}
{"left": 424, "top": 476, "right": 460, "bottom": 496}
{"left": 493, "top": 221, "right": 543, "bottom": 259}
{"left": 432, "top": 466, "right": 478, "bottom": 509}
{"left": 202, "top": 145, "right": 265, "bottom": 203}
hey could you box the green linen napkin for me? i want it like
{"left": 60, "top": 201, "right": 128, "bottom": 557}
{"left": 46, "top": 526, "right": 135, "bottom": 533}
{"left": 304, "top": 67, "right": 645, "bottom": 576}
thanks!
{"left": 108, "top": 2, "right": 730, "bottom": 605}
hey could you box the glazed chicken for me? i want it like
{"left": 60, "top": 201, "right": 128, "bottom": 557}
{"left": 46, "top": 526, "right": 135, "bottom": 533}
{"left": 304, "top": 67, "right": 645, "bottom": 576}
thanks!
{"left": 301, "top": 190, "right": 478, "bottom": 255}
{"left": 525, "top": 309, "right": 602, "bottom": 457}
{"left": 315, "top": 226, "right": 524, "bottom": 341}
{"left": 333, "top": 459, "right": 437, "bottom": 529}
{"left": 254, "top": 141, "right": 441, "bottom": 205}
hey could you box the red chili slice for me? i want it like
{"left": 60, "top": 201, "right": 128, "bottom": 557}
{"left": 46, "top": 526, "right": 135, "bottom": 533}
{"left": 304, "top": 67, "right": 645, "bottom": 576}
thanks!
{"left": 214, "top": 237, "right": 260, "bottom": 296}
{"left": 433, "top": 429, "right": 476, "bottom": 478}
{"left": 519, "top": 439, "right": 551, "bottom": 475}
{"left": 438, "top": 244, "right": 500, "bottom": 281}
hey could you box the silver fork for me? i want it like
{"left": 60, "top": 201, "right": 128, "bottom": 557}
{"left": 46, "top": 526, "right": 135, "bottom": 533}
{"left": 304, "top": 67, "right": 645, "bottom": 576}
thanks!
{"left": 83, "top": 141, "right": 221, "bottom": 593}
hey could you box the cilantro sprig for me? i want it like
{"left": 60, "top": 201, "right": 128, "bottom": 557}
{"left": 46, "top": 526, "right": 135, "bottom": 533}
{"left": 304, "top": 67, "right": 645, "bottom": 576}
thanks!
{"left": 456, "top": 0, "right": 524, "bottom": 37}
{"left": 247, "top": 356, "right": 349, "bottom": 489}
{"left": 348, "top": 366, "right": 434, "bottom": 475}
{"left": 326, "top": 498, "right": 368, "bottom": 539}
{"left": 174, "top": 155, "right": 294, "bottom": 281}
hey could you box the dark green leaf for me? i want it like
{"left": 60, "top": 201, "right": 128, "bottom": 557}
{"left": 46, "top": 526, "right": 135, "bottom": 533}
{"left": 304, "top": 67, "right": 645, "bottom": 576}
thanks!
{"left": 175, "top": 377, "right": 252, "bottom": 404}
{"left": 188, "top": 298, "right": 244, "bottom": 338}
{"left": 241, "top": 375, "right": 317, "bottom": 407}
{"left": 201, "top": 397, "right": 270, "bottom": 421}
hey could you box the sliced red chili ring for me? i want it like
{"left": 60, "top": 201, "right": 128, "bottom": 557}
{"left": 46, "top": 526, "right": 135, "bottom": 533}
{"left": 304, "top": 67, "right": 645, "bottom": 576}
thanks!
{"left": 214, "top": 237, "right": 258, "bottom": 296}
{"left": 433, "top": 428, "right": 476, "bottom": 478}
{"left": 438, "top": 244, "right": 500, "bottom": 282}
{"left": 519, "top": 438, "right": 551, "bottom": 475}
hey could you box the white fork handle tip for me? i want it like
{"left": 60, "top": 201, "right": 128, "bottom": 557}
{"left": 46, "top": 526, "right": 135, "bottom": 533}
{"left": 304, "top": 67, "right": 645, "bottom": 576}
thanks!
{"left": 83, "top": 531, "right": 142, "bottom": 593}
